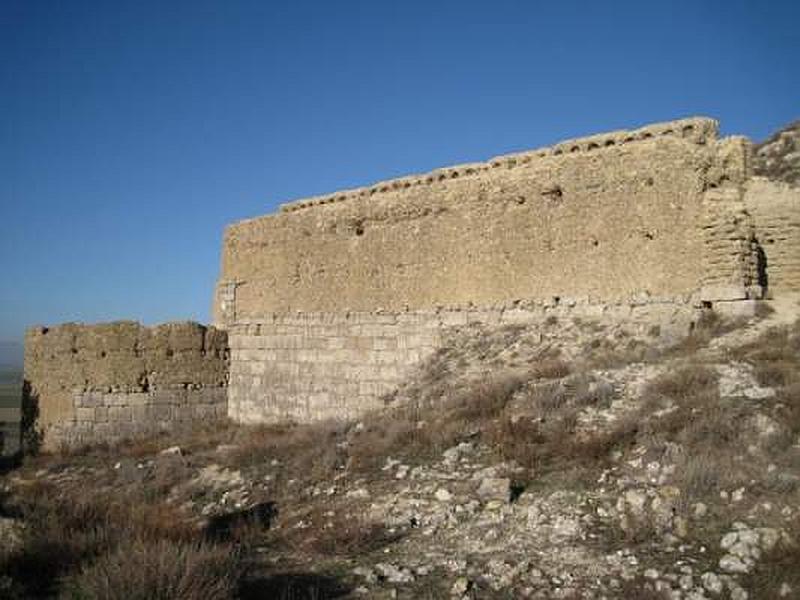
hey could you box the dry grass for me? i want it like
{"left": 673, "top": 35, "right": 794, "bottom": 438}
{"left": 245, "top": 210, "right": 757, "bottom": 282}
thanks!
{"left": 273, "top": 507, "right": 398, "bottom": 558}
{"left": 488, "top": 409, "right": 639, "bottom": 485}
{"left": 347, "top": 373, "right": 525, "bottom": 473}
{"left": 733, "top": 319, "right": 800, "bottom": 388}
{"left": 0, "top": 480, "right": 242, "bottom": 598}
{"left": 8, "top": 316, "right": 797, "bottom": 598}
{"left": 743, "top": 522, "right": 800, "bottom": 599}
{"left": 646, "top": 364, "right": 718, "bottom": 401}
{"left": 59, "top": 538, "right": 241, "bottom": 600}
{"left": 226, "top": 420, "right": 347, "bottom": 478}
{"left": 529, "top": 357, "right": 571, "bottom": 380}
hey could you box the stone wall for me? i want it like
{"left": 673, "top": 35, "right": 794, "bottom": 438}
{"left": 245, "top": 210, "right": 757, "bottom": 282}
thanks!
{"left": 215, "top": 117, "right": 756, "bottom": 324}
{"left": 228, "top": 301, "right": 698, "bottom": 424}
{"left": 24, "top": 322, "right": 228, "bottom": 450}
{"left": 214, "top": 116, "right": 791, "bottom": 427}
{"left": 744, "top": 178, "right": 800, "bottom": 296}
{"left": 27, "top": 117, "right": 797, "bottom": 444}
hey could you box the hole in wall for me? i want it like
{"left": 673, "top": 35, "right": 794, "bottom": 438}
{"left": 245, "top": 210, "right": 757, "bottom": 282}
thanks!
{"left": 509, "top": 482, "right": 526, "bottom": 503}
{"left": 604, "top": 139, "right": 615, "bottom": 147}
{"left": 682, "top": 124, "right": 695, "bottom": 136}
{"left": 165, "top": 349, "right": 174, "bottom": 358}
{"left": 541, "top": 186, "right": 563, "bottom": 202}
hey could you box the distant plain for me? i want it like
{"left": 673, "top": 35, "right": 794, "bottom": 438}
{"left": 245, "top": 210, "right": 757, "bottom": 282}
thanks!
{"left": 0, "top": 368, "right": 22, "bottom": 412}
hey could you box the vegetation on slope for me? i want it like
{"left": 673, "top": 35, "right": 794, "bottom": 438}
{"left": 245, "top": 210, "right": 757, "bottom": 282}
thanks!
{"left": 1, "top": 308, "right": 799, "bottom": 599}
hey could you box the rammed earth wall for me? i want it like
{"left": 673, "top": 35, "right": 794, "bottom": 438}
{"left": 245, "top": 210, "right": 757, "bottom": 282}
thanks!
{"left": 24, "top": 322, "right": 228, "bottom": 450}
{"left": 214, "top": 117, "right": 756, "bottom": 323}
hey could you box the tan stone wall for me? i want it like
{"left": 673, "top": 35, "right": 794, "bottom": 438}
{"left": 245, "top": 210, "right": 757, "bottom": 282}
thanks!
{"left": 227, "top": 301, "right": 698, "bottom": 424}
{"left": 744, "top": 178, "right": 800, "bottom": 296}
{"left": 24, "top": 321, "right": 228, "bottom": 450}
{"left": 215, "top": 117, "right": 756, "bottom": 324}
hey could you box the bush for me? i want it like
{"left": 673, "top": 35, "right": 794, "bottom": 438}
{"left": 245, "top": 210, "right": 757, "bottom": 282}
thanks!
{"left": 1, "top": 481, "right": 239, "bottom": 598}
{"left": 646, "top": 364, "right": 718, "bottom": 401}
{"left": 60, "top": 538, "right": 242, "bottom": 600}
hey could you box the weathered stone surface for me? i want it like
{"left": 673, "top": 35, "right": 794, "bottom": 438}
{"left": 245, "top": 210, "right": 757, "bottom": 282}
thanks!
{"left": 215, "top": 118, "right": 749, "bottom": 323}
{"left": 24, "top": 117, "right": 800, "bottom": 446}
{"left": 23, "top": 322, "right": 228, "bottom": 450}
{"left": 213, "top": 116, "right": 799, "bottom": 427}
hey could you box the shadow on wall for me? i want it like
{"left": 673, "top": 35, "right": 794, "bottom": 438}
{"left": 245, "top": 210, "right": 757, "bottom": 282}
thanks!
{"left": 755, "top": 241, "right": 769, "bottom": 295}
{"left": 20, "top": 380, "right": 42, "bottom": 455}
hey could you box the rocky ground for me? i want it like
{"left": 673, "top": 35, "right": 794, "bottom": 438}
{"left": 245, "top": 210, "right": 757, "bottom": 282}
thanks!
{"left": 1, "top": 301, "right": 799, "bottom": 599}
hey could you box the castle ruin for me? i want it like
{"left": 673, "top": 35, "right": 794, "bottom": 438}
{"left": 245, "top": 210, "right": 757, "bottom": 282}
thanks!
{"left": 24, "top": 117, "right": 800, "bottom": 449}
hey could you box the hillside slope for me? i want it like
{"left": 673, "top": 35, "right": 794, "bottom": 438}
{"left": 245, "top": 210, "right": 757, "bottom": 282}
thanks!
{"left": 2, "top": 301, "right": 799, "bottom": 599}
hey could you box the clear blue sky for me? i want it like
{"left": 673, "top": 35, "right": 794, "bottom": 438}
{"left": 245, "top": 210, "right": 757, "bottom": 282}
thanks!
{"left": 1, "top": 0, "right": 798, "bottom": 344}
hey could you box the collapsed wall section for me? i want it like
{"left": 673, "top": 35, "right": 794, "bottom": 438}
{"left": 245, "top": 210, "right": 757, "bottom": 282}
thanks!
{"left": 24, "top": 321, "right": 228, "bottom": 450}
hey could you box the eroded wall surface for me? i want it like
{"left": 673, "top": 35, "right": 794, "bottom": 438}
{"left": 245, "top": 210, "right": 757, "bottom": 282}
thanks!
{"left": 744, "top": 178, "right": 800, "bottom": 296}
{"left": 24, "top": 322, "right": 228, "bottom": 450}
{"left": 215, "top": 117, "right": 754, "bottom": 325}
{"left": 216, "top": 117, "right": 767, "bottom": 425}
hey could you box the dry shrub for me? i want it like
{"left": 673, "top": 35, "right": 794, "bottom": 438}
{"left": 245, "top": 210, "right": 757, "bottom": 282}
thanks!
{"left": 348, "top": 373, "right": 525, "bottom": 473}
{"left": 1, "top": 483, "right": 116, "bottom": 596}
{"left": 743, "top": 525, "right": 800, "bottom": 599}
{"left": 1, "top": 480, "right": 239, "bottom": 598}
{"left": 673, "top": 448, "right": 743, "bottom": 505}
{"left": 646, "top": 364, "right": 718, "bottom": 401}
{"left": 487, "top": 409, "right": 638, "bottom": 481}
{"left": 52, "top": 420, "right": 240, "bottom": 462}
{"left": 275, "top": 508, "right": 397, "bottom": 558}
{"left": 530, "top": 358, "right": 571, "bottom": 380}
{"left": 666, "top": 309, "right": 749, "bottom": 356}
{"left": 584, "top": 336, "right": 652, "bottom": 369}
{"left": 448, "top": 374, "right": 526, "bottom": 421}
{"left": 59, "top": 538, "right": 241, "bottom": 600}
{"left": 227, "top": 420, "right": 347, "bottom": 481}
{"left": 732, "top": 322, "right": 800, "bottom": 387}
